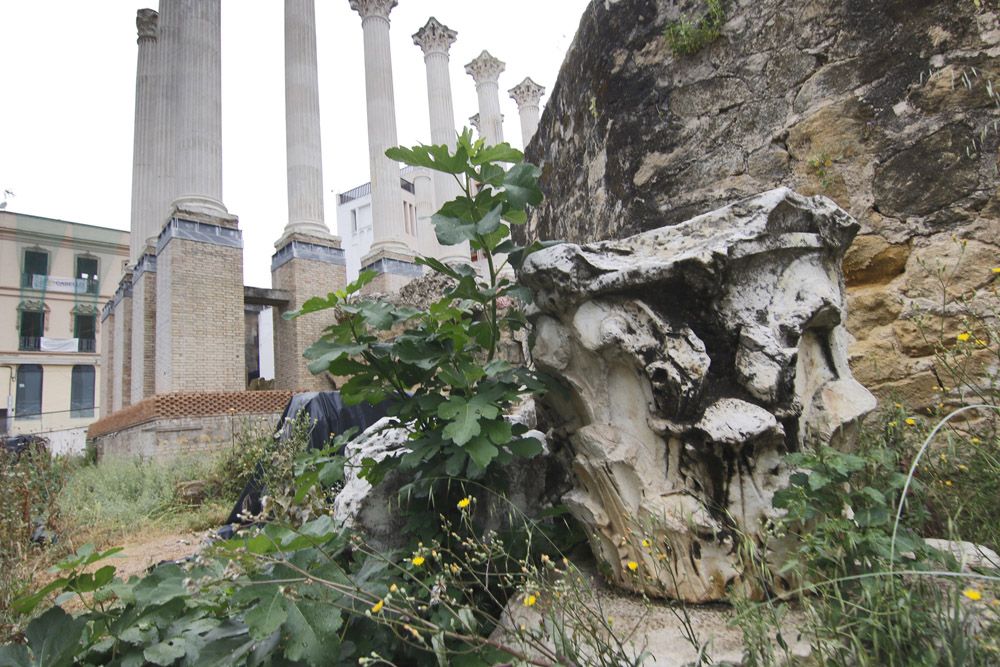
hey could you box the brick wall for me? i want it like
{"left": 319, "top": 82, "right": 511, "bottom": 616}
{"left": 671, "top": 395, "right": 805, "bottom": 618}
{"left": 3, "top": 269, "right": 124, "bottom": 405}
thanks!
{"left": 156, "top": 235, "right": 244, "bottom": 393}
{"left": 131, "top": 269, "right": 156, "bottom": 404}
{"left": 272, "top": 256, "right": 345, "bottom": 392}
{"left": 112, "top": 293, "right": 132, "bottom": 411}
{"left": 88, "top": 389, "right": 293, "bottom": 439}
{"left": 100, "top": 309, "right": 114, "bottom": 418}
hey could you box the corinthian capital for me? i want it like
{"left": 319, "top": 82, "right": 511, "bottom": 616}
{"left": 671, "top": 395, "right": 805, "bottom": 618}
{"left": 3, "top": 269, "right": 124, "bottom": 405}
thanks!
{"left": 465, "top": 50, "right": 505, "bottom": 85}
{"left": 136, "top": 8, "right": 158, "bottom": 40}
{"left": 412, "top": 17, "right": 457, "bottom": 56}
{"left": 509, "top": 77, "right": 545, "bottom": 108}
{"left": 348, "top": 0, "right": 398, "bottom": 20}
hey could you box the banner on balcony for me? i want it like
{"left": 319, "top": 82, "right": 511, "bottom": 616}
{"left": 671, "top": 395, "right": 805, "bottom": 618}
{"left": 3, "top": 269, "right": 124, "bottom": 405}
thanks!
{"left": 40, "top": 337, "right": 80, "bottom": 352}
{"left": 31, "top": 275, "right": 89, "bottom": 293}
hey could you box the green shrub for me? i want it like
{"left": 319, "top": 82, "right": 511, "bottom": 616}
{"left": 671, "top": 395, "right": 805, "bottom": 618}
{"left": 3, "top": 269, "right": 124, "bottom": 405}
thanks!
{"left": 664, "top": 0, "right": 725, "bottom": 56}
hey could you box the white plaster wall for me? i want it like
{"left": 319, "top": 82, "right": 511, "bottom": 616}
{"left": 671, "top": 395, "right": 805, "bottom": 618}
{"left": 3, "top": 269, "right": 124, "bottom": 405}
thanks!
{"left": 258, "top": 305, "right": 275, "bottom": 380}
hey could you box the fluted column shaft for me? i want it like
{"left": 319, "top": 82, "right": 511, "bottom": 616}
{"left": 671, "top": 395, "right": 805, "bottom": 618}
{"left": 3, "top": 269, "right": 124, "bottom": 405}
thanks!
{"left": 509, "top": 77, "right": 546, "bottom": 149}
{"left": 413, "top": 17, "right": 468, "bottom": 265}
{"left": 476, "top": 81, "right": 504, "bottom": 146}
{"left": 466, "top": 51, "right": 505, "bottom": 147}
{"left": 354, "top": 5, "right": 407, "bottom": 257}
{"left": 284, "top": 0, "right": 329, "bottom": 237}
{"left": 130, "top": 9, "right": 158, "bottom": 263}
{"left": 171, "top": 0, "right": 226, "bottom": 214}
{"left": 153, "top": 0, "right": 179, "bottom": 233}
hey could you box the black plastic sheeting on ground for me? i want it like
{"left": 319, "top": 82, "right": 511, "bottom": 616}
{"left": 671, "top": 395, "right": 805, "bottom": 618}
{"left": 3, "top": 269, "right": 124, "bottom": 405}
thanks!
{"left": 223, "top": 391, "right": 391, "bottom": 528}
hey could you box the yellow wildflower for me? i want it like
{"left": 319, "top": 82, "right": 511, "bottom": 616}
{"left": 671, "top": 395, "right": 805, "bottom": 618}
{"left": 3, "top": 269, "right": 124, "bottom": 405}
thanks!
{"left": 523, "top": 594, "right": 537, "bottom": 607}
{"left": 389, "top": 583, "right": 398, "bottom": 593}
{"left": 992, "top": 267, "right": 1000, "bottom": 274}
{"left": 627, "top": 561, "right": 639, "bottom": 572}
{"left": 905, "top": 418, "right": 916, "bottom": 426}
{"left": 642, "top": 538, "right": 652, "bottom": 549}
{"left": 971, "top": 437, "right": 982, "bottom": 445}
{"left": 945, "top": 480, "right": 953, "bottom": 487}
{"left": 964, "top": 588, "right": 982, "bottom": 601}
{"left": 411, "top": 555, "right": 426, "bottom": 567}
{"left": 958, "top": 464, "right": 968, "bottom": 472}
{"left": 371, "top": 599, "right": 385, "bottom": 613}
{"left": 957, "top": 332, "right": 971, "bottom": 342}
{"left": 457, "top": 496, "right": 472, "bottom": 509}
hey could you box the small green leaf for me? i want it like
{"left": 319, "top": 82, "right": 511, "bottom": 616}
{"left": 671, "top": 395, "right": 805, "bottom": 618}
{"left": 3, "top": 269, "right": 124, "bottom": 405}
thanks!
{"left": 25, "top": 606, "right": 86, "bottom": 667}
{"left": 463, "top": 436, "right": 499, "bottom": 470}
{"left": 503, "top": 163, "right": 543, "bottom": 209}
{"left": 144, "top": 638, "right": 188, "bottom": 666}
{"left": 243, "top": 588, "right": 288, "bottom": 640}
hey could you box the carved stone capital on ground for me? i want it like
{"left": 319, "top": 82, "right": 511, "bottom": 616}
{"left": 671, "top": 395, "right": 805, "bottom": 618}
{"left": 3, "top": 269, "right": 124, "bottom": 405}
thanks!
{"left": 521, "top": 188, "right": 877, "bottom": 602}
{"left": 412, "top": 17, "right": 457, "bottom": 56}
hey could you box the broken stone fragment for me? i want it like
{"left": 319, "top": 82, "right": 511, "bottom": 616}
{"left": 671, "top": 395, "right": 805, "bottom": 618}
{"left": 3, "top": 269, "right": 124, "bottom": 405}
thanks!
{"left": 521, "top": 188, "right": 877, "bottom": 602}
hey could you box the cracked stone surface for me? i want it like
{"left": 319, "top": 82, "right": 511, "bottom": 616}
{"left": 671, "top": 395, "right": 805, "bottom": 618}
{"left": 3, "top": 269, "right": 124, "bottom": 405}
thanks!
{"left": 520, "top": 188, "right": 877, "bottom": 602}
{"left": 524, "top": 0, "right": 1000, "bottom": 409}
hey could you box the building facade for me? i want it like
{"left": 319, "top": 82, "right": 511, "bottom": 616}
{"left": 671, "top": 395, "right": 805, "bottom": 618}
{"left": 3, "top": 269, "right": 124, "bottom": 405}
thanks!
{"left": 0, "top": 211, "right": 129, "bottom": 453}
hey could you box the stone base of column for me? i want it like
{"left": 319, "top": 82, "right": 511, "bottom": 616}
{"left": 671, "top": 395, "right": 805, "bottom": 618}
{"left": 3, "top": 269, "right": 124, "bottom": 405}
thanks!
{"left": 111, "top": 272, "right": 133, "bottom": 412}
{"left": 360, "top": 246, "right": 423, "bottom": 294}
{"left": 155, "top": 207, "right": 245, "bottom": 394}
{"left": 130, "top": 251, "right": 157, "bottom": 404}
{"left": 271, "top": 233, "right": 346, "bottom": 392}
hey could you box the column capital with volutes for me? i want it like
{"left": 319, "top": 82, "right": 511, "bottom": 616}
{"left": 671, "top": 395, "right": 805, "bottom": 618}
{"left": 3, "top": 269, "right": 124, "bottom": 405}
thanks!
{"left": 465, "top": 50, "right": 505, "bottom": 85}
{"left": 349, "top": 0, "right": 398, "bottom": 21}
{"left": 412, "top": 17, "right": 457, "bottom": 56}
{"left": 509, "top": 77, "right": 545, "bottom": 108}
{"left": 136, "top": 8, "right": 158, "bottom": 41}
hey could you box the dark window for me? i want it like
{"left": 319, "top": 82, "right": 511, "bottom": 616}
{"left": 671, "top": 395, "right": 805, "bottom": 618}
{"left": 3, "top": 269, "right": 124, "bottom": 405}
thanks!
{"left": 19, "top": 310, "right": 43, "bottom": 351}
{"left": 22, "top": 250, "right": 48, "bottom": 288}
{"left": 71, "top": 366, "right": 95, "bottom": 418}
{"left": 15, "top": 365, "right": 42, "bottom": 419}
{"left": 75, "top": 314, "right": 96, "bottom": 351}
{"left": 76, "top": 256, "right": 99, "bottom": 294}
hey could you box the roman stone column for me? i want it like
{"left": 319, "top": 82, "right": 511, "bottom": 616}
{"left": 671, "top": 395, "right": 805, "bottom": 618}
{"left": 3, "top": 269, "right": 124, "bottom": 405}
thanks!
{"left": 155, "top": 0, "right": 244, "bottom": 394}
{"left": 272, "top": 0, "right": 347, "bottom": 391}
{"left": 412, "top": 17, "right": 468, "bottom": 265}
{"left": 283, "top": 0, "right": 331, "bottom": 242}
{"left": 509, "top": 77, "right": 546, "bottom": 149}
{"left": 170, "top": 0, "right": 226, "bottom": 216}
{"left": 130, "top": 9, "right": 159, "bottom": 264}
{"left": 99, "top": 302, "right": 115, "bottom": 419}
{"left": 465, "top": 51, "right": 506, "bottom": 146}
{"left": 350, "top": 0, "right": 417, "bottom": 294}
{"left": 154, "top": 0, "right": 178, "bottom": 231}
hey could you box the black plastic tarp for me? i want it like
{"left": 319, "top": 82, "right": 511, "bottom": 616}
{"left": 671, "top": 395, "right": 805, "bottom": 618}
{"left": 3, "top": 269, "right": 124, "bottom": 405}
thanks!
{"left": 224, "top": 391, "right": 390, "bottom": 526}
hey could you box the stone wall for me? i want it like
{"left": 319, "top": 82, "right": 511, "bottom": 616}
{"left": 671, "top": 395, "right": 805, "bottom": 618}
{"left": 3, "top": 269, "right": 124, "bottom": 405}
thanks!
{"left": 89, "top": 389, "right": 293, "bottom": 461}
{"left": 526, "top": 0, "right": 1000, "bottom": 408}
{"left": 95, "top": 412, "right": 282, "bottom": 461}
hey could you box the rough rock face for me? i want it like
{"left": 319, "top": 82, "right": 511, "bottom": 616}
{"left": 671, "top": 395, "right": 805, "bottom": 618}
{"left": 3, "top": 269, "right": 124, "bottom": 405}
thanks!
{"left": 526, "top": 0, "right": 1000, "bottom": 408}
{"left": 520, "top": 189, "right": 876, "bottom": 602}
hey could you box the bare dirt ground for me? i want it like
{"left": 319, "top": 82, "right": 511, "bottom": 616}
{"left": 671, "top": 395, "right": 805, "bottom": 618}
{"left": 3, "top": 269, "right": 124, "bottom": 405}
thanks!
{"left": 109, "top": 529, "right": 204, "bottom": 580}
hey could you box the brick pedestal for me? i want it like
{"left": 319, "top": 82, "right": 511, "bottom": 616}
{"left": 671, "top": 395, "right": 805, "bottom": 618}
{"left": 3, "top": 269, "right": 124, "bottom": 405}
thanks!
{"left": 360, "top": 246, "right": 423, "bottom": 295}
{"left": 130, "top": 252, "right": 157, "bottom": 403}
{"left": 111, "top": 271, "right": 133, "bottom": 411}
{"left": 155, "top": 208, "right": 245, "bottom": 394}
{"left": 271, "top": 234, "right": 346, "bottom": 391}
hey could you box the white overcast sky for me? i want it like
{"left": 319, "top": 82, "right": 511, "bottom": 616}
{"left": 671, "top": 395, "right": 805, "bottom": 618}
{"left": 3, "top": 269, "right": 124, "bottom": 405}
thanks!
{"left": 0, "top": 1, "right": 590, "bottom": 287}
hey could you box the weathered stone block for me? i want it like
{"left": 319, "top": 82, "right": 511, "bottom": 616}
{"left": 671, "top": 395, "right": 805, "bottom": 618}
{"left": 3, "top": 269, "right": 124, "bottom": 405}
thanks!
{"left": 520, "top": 189, "right": 876, "bottom": 602}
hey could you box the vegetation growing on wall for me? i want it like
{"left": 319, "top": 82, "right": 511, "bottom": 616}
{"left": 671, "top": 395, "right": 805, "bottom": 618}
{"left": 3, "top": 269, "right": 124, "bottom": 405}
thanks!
{"left": 664, "top": 0, "right": 725, "bottom": 56}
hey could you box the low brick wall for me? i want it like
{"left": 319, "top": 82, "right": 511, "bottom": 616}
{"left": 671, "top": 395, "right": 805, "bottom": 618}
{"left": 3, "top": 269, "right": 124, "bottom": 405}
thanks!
{"left": 89, "top": 390, "right": 293, "bottom": 461}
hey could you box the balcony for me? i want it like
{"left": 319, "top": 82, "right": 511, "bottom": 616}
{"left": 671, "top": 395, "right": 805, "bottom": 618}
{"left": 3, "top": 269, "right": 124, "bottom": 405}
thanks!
{"left": 17, "top": 337, "right": 96, "bottom": 353}
{"left": 19, "top": 336, "right": 40, "bottom": 351}
{"left": 20, "top": 273, "right": 99, "bottom": 295}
